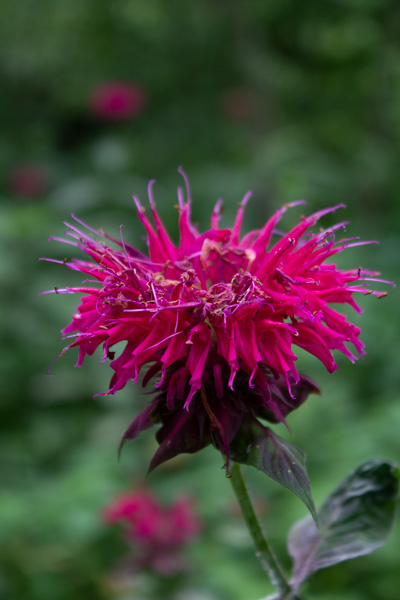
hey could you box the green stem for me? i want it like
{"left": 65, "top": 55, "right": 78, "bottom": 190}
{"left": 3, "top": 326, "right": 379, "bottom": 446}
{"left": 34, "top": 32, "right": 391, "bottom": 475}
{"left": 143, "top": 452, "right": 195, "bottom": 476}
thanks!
{"left": 230, "top": 462, "right": 294, "bottom": 599}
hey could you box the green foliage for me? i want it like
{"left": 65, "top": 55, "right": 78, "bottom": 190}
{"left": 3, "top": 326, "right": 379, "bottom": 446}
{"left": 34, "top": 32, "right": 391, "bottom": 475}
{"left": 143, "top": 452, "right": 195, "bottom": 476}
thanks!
{"left": 288, "top": 460, "right": 399, "bottom": 592}
{"left": 1, "top": 1, "right": 399, "bottom": 599}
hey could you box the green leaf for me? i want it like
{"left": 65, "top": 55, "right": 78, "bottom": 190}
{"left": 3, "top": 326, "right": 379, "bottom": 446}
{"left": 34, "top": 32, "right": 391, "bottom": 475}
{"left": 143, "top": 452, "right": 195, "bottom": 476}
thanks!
{"left": 230, "top": 421, "right": 317, "bottom": 522}
{"left": 287, "top": 459, "right": 400, "bottom": 591}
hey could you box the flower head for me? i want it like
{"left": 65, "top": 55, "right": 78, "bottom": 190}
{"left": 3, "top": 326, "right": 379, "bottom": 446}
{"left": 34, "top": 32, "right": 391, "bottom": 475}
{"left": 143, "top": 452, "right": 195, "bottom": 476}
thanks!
{"left": 43, "top": 170, "right": 391, "bottom": 471}
{"left": 89, "top": 81, "right": 146, "bottom": 121}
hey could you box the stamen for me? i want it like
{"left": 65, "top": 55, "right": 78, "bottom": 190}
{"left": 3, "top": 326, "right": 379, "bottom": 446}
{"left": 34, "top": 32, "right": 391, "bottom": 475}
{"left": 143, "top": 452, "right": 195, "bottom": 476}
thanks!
{"left": 147, "top": 179, "right": 157, "bottom": 207}
{"left": 177, "top": 166, "right": 191, "bottom": 205}
{"left": 177, "top": 186, "right": 185, "bottom": 210}
{"left": 70, "top": 214, "right": 104, "bottom": 237}
{"left": 362, "top": 277, "right": 396, "bottom": 286}
{"left": 311, "top": 204, "right": 346, "bottom": 222}
{"left": 119, "top": 225, "right": 132, "bottom": 270}
{"left": 47, "top": 236, "right": 78, "bottom": 247}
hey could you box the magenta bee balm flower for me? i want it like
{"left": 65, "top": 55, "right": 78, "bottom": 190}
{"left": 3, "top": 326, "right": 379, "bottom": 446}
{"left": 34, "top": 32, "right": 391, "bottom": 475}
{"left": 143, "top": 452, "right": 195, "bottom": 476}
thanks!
{"left": 43, "top": 170, "right": 390, "bottom": 474}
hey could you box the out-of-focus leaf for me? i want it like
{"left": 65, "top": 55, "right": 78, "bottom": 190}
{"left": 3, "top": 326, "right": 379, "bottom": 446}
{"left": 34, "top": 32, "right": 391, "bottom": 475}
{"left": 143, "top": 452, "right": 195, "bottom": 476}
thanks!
{"left": 288, "top": 459, "right": 399, "bottom": 590}
{"left": 230, "top": 422, "right": 316, "bottom": 522}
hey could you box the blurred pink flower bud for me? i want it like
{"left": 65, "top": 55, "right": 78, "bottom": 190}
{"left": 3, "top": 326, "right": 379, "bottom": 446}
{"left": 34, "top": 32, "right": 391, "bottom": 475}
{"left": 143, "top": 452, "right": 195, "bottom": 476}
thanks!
{"left": 103, "top": 489, "right": 201, "bottom": 575}
{"left": 102, "top": 490, "right": 160, "bottom": 525}
{"left": 89, "top": 82, "right": 147, "bottom": 121}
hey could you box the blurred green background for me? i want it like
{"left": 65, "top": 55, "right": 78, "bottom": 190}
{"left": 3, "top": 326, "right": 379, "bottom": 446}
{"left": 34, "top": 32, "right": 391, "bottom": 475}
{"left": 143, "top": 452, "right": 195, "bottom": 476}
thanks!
{"left": 1, "top": 1, "right": 399, "bottom": 599}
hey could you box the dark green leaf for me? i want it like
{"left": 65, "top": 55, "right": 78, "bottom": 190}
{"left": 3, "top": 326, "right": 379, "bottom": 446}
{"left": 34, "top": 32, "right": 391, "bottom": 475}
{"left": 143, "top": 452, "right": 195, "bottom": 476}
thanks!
{"left": 288, "top": 459, "right": 400, "bottom": 590}
{"left": 230, "top": 421, "right": 316, "bottom": 521}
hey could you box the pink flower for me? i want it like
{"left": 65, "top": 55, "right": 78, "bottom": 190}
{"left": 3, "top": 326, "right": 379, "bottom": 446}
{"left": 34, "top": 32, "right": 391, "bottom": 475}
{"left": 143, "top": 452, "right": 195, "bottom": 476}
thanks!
{"left": 43, "top": 169, "right": 392, "bottom": 470}
{"left": 103, "top": 489, "right": 201, "bottom": 574}
{"left": 103, "top": 490, "right": 160, "bottom": 529}
{"left": 89, "top": 82, "right": 146, "bottom": 121}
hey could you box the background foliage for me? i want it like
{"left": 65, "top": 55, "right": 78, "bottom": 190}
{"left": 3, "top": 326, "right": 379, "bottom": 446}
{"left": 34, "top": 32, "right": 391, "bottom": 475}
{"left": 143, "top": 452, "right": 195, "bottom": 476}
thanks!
{"left": 1, "top": 1, "right": 399, "bottom": 599}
